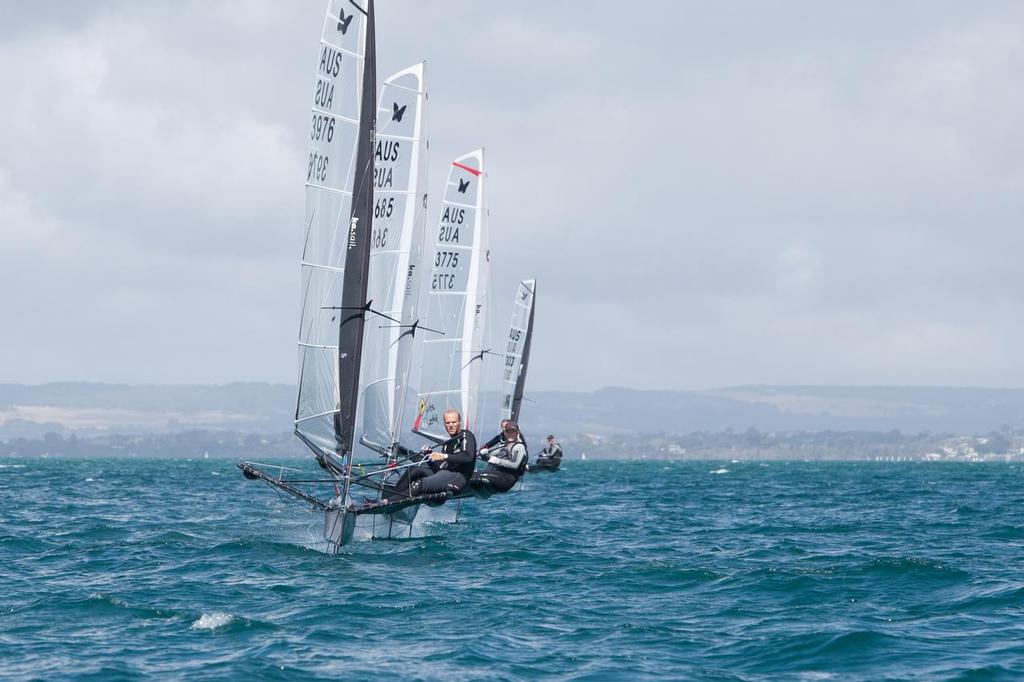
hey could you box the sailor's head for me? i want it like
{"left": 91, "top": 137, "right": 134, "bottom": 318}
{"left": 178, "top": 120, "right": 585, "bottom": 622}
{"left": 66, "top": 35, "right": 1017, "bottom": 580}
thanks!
{"left": 547, "top": 434, "right": 555, "bottom": 442}
{"left": 442, "top": 409, "right": 462, "bottom": 436}
{"left": 499, "top": 419, "right": 511, "bottom": 430}
{"left": 503, "top": 421, "right": 519, "bottom": 439}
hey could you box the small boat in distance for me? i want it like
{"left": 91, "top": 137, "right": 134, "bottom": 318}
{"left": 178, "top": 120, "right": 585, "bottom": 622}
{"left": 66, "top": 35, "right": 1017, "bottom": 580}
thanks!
{"left": 531, "top": 434, "right": 563, "bottom": 472}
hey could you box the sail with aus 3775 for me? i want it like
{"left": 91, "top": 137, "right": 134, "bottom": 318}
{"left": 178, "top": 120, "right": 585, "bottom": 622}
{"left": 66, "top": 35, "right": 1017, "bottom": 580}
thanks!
{"left": 407, "top": 150, "right": 490, "bottom": 525}
{"left": 413, "top": 149, "right": 490, "bottom": 442}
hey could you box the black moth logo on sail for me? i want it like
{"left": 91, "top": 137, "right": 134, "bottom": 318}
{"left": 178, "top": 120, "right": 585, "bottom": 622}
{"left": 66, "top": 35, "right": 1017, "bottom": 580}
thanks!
{"left": 337, "top": 8, "right": 354, "bottom": 34}
{"left": 392, "top": 102, "right": 407, "bottom": 122}
{"left": 457, "top": 178, "right": 470, "bottom": 194}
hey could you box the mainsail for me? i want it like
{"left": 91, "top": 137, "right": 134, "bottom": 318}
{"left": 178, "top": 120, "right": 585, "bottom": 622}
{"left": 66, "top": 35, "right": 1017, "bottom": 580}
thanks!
{"left": 294, "top": 0, "right": 376, "bottom": 464}
{"left": 413, "top": 149, "right": 489, "bottom": 439}
{"left": 240, "top": 1, "right": 480, "bottom": 548}
{"left": 500, "top": 279, "right": 536, "bottom": 423}
{"left": 353, "top": 63, "right": 428, "bottom": 460}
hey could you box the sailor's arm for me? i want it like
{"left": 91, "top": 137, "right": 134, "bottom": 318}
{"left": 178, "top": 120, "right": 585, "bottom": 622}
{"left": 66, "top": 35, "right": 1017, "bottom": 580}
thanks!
{"left": 481, "top": 432, "right": 503, "bottom": 451}
{"left": 487, "top": 443, "right": 526, "bottom": 470}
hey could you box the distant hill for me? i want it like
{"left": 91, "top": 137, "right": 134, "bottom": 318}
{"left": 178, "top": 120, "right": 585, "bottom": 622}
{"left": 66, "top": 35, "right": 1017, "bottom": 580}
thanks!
{"left": 521, "top": 386, "right": 1024, "bottom": 436}
{"left": 0, "top": 382, "right": 293, "bottom": 438}
{"left": 4, "top": 383, "right": 1024, "bottom": 440}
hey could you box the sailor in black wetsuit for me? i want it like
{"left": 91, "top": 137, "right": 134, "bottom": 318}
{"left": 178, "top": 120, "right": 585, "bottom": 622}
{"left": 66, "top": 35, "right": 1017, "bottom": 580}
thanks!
{"left": 385, "top": 409, "right": 477, "bottom": 500}
{"left": 471, "top": 422, "right": 528, "bottom": 493}
{"left": 481, "top": 419, "right": 528, "bottom": 453}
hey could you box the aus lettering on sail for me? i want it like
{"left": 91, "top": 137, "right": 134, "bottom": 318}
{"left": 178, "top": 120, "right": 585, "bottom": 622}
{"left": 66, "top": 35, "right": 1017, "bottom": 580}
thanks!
{"left": 372, "top": 139, "right": 401, "bottom": 190}
{"left": 313, "top": 1, "right": 364, "bottom": 123}
{"left": 370, "top": 84, "right": 417, "bottom": 251}
{"left": 370, "top": 138, "right": 404, "bottom": 249}
{"left": 307, "top": 4, "right": 366, "bottom": 194}
{"left": 430, "top": 204, "right": 476, "bottom": 292}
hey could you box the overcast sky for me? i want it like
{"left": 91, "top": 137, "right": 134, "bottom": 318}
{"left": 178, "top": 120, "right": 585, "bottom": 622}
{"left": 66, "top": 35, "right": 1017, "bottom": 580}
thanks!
{"left": 2, "top": 1, "right": 1023, "bottom": 391}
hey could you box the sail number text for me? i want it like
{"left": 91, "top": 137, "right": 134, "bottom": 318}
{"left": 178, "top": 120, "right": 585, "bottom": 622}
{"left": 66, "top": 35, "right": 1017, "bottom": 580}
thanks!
{"left": 437, "top": 207, "right": 466, "bottom": 244}
{"left": 505, "top": 329, "right": 522, "bottom": 353}
{"left": 430, "top": 250, "right": 461, "bottom": 290}
{"left": 308, "top": 152, "right": 329, "bottom": 183}
{"left": 311, "top": 114, "right": 335, "bottom": 142}
{"left": 374, "top": 196, "right": 394, "bottom": 219}
{"left": 434, "top": 250, "right": 459, "bottom": 268}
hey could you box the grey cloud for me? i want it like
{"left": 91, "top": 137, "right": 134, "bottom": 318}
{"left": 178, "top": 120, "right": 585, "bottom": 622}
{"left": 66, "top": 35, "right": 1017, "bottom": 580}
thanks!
{"left": 2, "top": 1, "right": 1024, "bottom": 391}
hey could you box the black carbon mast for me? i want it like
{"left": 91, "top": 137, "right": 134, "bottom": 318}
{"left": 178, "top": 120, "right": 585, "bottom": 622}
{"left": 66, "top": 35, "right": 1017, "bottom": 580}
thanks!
{"left": 335, "top": 0, "right": 376, "bottom": 467}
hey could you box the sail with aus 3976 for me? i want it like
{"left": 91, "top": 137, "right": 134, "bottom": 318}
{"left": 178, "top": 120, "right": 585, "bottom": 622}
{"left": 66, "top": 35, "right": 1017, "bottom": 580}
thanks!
{"left": 238, "top": 0, "right": 378, "bottom": 552}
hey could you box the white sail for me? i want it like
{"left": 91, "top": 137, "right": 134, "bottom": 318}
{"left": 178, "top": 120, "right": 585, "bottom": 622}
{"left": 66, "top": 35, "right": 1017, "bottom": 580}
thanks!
{"left": 353, "top": 63, "right": 428, "bottom": 461}
{"left": 501, "top": 279, "right": 536, "bottom": 422}
{"left": 294, "top": 0, "right": 373, "bottom": 457}
{"left": 413, "top": 149, "right": 488, "bottom": 439}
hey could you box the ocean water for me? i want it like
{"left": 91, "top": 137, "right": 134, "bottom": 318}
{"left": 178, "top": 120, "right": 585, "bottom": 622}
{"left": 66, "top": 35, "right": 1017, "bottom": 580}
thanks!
{"left": 2, "top": 458, "right": 1023, "bottom": 681}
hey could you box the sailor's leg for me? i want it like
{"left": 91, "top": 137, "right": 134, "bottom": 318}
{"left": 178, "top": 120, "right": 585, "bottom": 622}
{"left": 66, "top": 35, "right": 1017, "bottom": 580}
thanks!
{"left": 486, "top": 470, "right": 518, "bottom": 493}
{"left": 385, "top": 464, "right": 431, "bottom": 500}
{"left": 413, "top": 470, "right": 467, "bottom": 496}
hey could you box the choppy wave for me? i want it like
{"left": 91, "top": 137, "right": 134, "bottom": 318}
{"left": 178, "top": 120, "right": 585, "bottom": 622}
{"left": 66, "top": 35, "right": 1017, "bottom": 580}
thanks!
{"left": 1, "top": 457, "right": 1023, "bottom": 680}
{"left": 191, "top": 612, "right": 235, "bottom": 631}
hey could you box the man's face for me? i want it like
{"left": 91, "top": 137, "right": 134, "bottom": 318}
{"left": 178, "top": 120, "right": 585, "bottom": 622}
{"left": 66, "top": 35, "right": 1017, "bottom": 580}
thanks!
{"left": 443, "top": 413, "right": 461, "bottom": 436}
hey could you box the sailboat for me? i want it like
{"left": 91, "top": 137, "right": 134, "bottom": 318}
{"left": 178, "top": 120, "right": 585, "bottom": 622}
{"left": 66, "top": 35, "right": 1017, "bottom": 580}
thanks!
{"left": 346, "top": 60, "right": 430, "bottom": 539}
{"left": 500, "top": 279, "right": 536, "bottom": 424}
{"left": 499, "top": 279, "right": 553, "bottom": 472}
{"left": 237, "top": 0, "right": 418, "bottom": 552}
{"left": 413, "top": 149, "right": 490, "bottom": 440}
{"left": 409, "top": 150, "right": 490, "bottom": 520}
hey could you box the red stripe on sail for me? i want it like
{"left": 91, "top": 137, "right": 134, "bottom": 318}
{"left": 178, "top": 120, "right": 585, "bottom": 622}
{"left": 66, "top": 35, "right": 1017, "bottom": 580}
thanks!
{"left": 452, "top": 161, "right": 481, "bottom": 177}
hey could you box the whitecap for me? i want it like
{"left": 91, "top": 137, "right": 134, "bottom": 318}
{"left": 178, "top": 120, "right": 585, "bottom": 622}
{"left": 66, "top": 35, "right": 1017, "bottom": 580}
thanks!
{"left": 191, "top": 612, "right": 234, "bottom": 630}
{"left": 0, "top": 464, "right": 26, "bottom": 469}
{"left": 710, "top": 468, "right": 730, "bottom": 475}
{"left": 85, "top": 478, "right": 95, "bottom": 482}
{"left": 211, "top": 471, "right": 221, "bottom": 476}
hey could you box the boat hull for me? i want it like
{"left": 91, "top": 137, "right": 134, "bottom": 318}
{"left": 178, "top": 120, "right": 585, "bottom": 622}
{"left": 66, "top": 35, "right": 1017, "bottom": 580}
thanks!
{"left": 530, "top": 458, "right": 561, "bottom": 472}
{"left": 323, "top": 508, "right": 355, "bottom": 553}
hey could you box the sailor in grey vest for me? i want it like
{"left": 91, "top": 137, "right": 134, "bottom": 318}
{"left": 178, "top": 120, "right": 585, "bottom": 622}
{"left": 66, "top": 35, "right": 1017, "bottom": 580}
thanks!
{"left": 471, "top": 422, "right": 527, "bottom": 493}
{"left": 539, "top": 435, "right": 562, "bottom": 462}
